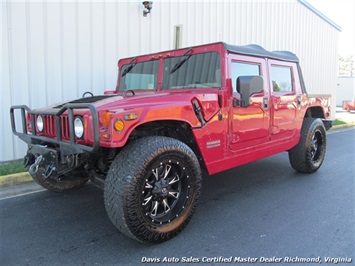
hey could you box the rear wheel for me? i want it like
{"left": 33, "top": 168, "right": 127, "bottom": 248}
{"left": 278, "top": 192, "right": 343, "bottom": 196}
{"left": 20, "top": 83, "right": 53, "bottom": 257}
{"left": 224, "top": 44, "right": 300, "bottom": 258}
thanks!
{"left": 104, "top": 136, "right": 202, "bottom": 243}
{"left": 289, "top": 118, "right": 327, "bottom": 173}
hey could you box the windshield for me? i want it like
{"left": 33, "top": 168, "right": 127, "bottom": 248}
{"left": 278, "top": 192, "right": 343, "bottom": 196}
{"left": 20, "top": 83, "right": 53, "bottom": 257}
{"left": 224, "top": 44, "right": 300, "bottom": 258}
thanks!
{"left": 118, "top": 52, "right": 221, "bottom": 91}
{"left": 118, "top": 60, "right": 159, "bottom": 91}
{"left": 163, "top": 52, "right": 221, "bottom": 89}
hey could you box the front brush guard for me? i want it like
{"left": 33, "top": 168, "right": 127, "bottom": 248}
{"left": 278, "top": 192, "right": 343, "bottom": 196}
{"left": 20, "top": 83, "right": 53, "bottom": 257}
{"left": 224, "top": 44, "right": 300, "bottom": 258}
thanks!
{"left": 10, "top": 103, "right": 100, "bottom": 156}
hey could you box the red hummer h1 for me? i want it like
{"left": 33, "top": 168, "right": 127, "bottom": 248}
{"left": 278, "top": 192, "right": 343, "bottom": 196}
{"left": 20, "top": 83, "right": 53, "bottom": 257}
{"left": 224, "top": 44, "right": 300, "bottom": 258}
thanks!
{"left": 342, "top": 99, "right": 355, "bottom": 111}
{"left": 11, "top": 42, "right": 332, "bottom": 243}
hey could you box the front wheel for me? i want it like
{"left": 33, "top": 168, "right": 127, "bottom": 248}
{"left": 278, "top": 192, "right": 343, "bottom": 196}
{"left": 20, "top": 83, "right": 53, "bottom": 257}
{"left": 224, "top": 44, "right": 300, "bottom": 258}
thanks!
{"left": 289, "top": 118, "right": 327, "bottom": 173}
{"left": 30, "top": 171, "right": 88, "bottom": 192}
{"left": 104, "top": 136, "right": 202, "bottom": 243}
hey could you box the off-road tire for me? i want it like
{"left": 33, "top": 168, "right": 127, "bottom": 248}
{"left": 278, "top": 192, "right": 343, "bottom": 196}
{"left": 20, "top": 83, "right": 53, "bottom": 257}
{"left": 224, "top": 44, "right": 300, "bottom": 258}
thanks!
{"left": 104, "top": 136, "right": 202, "bottom": 244}
{"left": 30, "top": 172, "right": 88, "bottom": 193}
{"left": 289, "top": 118, "right": 327, "bottom": 173}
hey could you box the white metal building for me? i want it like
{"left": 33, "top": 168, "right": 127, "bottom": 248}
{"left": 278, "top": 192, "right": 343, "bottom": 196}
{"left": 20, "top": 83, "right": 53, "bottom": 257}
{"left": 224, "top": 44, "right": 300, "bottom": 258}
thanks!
{"left": 337, "top": 77, "right": 355, "bottom": 106}
{"left": 1, "top": 0, "right": 341, "bottom": 162}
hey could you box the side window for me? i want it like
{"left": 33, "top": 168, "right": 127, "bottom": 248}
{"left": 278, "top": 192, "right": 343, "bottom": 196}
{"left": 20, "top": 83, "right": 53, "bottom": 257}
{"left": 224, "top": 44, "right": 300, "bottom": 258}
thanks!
{"left": 271, "top": 65, "right": 293, "bottom": 92}
{"left": 231, "top": 62, "right": 260, "bottom": 92}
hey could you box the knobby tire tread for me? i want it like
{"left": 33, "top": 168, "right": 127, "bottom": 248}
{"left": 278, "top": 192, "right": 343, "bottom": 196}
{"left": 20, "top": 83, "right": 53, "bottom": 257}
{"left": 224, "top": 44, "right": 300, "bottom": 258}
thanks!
{"left": 104, "top": 136, "right": 202, "bottom": 243}
{"left": 288, "top": 118, "right": 326, "bottom": 173}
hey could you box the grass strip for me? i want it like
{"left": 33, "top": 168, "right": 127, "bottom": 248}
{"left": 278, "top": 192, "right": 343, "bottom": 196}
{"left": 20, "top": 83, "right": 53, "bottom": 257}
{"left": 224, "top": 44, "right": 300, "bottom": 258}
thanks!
{"left": 0, "top": 161, "right": 26, "bottom": 176}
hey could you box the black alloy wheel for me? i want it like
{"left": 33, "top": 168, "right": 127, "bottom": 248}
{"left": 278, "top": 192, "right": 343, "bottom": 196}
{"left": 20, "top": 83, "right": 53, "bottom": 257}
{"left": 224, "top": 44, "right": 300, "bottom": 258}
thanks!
{"left": 141, "top": 159, "right": 191, "bottom": 225}
{"left": 289, "top": 118, "right": 327, "bottom": 173}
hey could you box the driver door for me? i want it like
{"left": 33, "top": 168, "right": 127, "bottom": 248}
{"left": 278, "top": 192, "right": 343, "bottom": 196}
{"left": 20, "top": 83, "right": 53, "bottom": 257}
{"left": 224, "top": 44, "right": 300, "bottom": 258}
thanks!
{"left": 229, "top": 56, "right": 270, "bottom": 151}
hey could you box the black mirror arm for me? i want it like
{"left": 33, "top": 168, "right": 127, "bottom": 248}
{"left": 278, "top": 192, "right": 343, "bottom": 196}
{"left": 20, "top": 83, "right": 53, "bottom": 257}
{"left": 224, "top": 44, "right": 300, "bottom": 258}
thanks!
{"left": 233, "top": 98, "right": 240, "bottom": 107}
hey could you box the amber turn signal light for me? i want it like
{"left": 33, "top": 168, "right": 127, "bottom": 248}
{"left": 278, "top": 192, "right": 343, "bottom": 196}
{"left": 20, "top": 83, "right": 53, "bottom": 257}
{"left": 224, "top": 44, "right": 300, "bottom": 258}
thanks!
{"left": 124, "top": 113, "right": 138, "bottom": 121}
{"left": 100, "top": 111, "right": 112, "bottom": 127}
{"left": 114, "top": 119, "right": 124, "bottom": 132}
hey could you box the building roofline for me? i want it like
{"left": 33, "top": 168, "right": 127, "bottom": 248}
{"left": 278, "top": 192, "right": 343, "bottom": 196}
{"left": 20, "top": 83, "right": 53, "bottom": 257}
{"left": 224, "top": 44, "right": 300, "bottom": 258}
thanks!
{"left": 298, "top": 0, "right": 342, "bottom": 31}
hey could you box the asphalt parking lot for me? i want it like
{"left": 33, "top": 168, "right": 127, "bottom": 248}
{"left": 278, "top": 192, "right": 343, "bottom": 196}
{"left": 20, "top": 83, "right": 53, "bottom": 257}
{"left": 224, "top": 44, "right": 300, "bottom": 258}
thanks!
{"left": 1, "top": 126, "right": 354, "bottom": 265}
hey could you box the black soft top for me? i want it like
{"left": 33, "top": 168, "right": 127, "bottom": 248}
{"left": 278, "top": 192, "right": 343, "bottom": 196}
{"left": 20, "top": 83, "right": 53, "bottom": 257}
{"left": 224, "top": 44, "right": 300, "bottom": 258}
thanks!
{"left": 223, "top": 43, "right": 299, "bottom": 63}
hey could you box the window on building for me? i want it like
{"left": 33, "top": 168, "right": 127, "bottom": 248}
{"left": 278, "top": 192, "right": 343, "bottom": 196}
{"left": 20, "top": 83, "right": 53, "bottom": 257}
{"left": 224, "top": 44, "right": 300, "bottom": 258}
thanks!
{"left": 271, "top": 65, "right": 293, "bottom": 92}
{"left": 231, "top": 62, "right": 260, "bottom": 92}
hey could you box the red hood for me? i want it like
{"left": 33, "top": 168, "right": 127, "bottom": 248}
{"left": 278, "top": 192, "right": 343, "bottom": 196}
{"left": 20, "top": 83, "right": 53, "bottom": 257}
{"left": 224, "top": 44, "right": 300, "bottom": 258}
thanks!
{"left": 41, "top": 90, "right": 221, "bottom": 123}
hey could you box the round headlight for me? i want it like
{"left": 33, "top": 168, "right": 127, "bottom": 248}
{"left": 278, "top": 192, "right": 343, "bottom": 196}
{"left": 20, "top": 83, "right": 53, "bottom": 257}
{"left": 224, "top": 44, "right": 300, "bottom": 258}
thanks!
{"left": 36, "top": 115, "right": 44, "bottom": 132}
{"left": 74, "top": 117, "right": 84, "bottom": 138}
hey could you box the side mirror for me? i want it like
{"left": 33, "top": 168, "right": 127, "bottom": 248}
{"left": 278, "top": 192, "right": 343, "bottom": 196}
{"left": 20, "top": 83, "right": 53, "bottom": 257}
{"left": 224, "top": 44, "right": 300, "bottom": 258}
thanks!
{"left": 235, "top": 76, "right": 264, "bottom": 107}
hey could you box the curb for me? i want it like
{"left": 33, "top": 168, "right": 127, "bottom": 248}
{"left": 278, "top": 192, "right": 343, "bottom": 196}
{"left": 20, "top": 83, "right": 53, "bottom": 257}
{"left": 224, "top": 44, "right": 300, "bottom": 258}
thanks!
{"left": 0, "top": 172, "right": 33, "bottom": 188}
{"left": 331, "top": 124, "right": 355, "bottom": 130}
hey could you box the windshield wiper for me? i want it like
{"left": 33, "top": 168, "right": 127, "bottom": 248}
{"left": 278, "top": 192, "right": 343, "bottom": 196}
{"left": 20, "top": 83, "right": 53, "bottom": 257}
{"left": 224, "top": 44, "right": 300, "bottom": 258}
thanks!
{"left": 170, "top": 48, "right": 193, "bottom": 74}
{"left": 121, "top": 57, "right": 138, "bottom": 77}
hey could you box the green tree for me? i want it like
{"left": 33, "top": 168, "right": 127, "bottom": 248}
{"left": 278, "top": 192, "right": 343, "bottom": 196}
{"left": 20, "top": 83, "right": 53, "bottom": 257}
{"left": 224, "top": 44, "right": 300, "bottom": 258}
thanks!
{"left": 338, "top": 55, "right": 355, "bottom": 76}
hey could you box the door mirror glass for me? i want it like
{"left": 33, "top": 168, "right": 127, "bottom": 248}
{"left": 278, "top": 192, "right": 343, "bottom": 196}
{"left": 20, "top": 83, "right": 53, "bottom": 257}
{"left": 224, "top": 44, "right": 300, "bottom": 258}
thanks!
{"left": 236, "top": 76, "right": 264, "bottom": 107}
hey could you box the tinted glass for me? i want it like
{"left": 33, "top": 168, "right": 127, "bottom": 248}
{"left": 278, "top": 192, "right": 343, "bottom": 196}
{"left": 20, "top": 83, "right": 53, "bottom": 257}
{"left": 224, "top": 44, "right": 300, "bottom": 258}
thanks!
{"left": 271, "top": 66, "right": 293, "bottom": 92}
{"left": 231, "top": 62, "right": 260, "bottom": 92}
{"left": 119, "top": 60, "right": 159, "bottom": 91}
{"left": 163, "top": 52, "right": 221, "bottom": 89}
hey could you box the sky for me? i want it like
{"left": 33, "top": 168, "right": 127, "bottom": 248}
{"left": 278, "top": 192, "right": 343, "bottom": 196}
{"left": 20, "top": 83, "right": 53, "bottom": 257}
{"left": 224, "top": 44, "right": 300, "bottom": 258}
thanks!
{"left": 307, "top": 0, "right": 355, "bottom": 57}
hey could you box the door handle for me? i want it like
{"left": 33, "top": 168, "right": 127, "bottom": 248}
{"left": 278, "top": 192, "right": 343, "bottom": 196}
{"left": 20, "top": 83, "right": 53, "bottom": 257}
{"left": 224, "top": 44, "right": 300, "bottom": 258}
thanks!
{"left": 263, "top": 97, "right": 269, "bottom": 109}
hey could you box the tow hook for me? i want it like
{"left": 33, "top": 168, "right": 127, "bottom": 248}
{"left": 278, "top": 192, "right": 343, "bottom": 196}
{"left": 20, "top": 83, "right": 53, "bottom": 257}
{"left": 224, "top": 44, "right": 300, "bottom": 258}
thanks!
{"left": 29, "top": 155, "right": 43, "bottom": 175}
{"left": 28, "top": 155, "right": 57, "bottom": 179}
{"left": 23, "top": 153, "right": 35, "bottom": 168}
{"left": 43, "top": 164, "right": 56, "bottom": 179}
